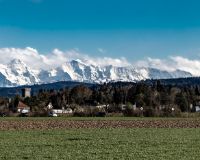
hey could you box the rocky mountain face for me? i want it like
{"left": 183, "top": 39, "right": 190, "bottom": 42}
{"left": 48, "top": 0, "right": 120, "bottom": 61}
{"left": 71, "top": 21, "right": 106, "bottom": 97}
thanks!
{"left": 0, "top": 59, "right": 193, "bottom": 87}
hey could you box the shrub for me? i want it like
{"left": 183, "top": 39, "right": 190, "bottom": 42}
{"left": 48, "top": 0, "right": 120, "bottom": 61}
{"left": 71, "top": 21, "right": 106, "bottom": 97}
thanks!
{"left": 123, "top": 108, "right": 142, "bottom": 117}
{"left": 73, "top": 106, "right": 106, "bottom": 117}
{"left": 6, "top": 111, "right": 20, "bottom": 117}
{"left": 107, "top": 104, "right": 122, "bottom": 113}
{"left": 31, "top": 111, "right": 49, "bottom": 117}
{"left": 143, "top": 108, "right": 160, "bottom": 117}
{"left": 73, "top": 106, "right": 87, "bottom": 117}
{"left": 161, "top": 105, "right": 181, "bottom": 117}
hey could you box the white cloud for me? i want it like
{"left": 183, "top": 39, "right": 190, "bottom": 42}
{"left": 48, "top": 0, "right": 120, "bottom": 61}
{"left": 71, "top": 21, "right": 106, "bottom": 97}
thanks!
{"left": 135, "top": 57, "right": 176, "bottom": 72}
{"left": 1, "top": 47, "right": 200, "bottom": 76}
{"left": 81, "top": 55, "right": 130, "bottom": 67}
{"left": 135, "top": 56, "right": 200, "bottom": 76}
{"left": 169, "top": 56, "right": 200, "bottom": 76}
{"left": 0, "top": 47, "right": 130, "bottom": 70}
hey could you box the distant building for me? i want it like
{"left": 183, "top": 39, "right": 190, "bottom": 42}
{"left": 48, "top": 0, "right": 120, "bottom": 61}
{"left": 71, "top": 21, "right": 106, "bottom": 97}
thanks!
{"left": 52, "top": 108, "right": 73, "bottom": 114}
{"left": 17, "top": 101, "right": 30, "bottom": 113}
{"left": 21, "top": 88, "right": 31, "bottom": 98}
{"left": 47, "top": 102, "right": 53, "bottom": 110}
{"left": 195, "top": 106, "right": 200, "bottom": 112}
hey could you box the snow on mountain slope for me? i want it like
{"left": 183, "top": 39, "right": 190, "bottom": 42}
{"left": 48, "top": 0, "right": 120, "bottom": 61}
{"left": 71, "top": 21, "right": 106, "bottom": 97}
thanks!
{"left": 137, "top": 68, "right": 192, "bottom": 79}
{"left": 103, "top": 65, "right": 144, "bottom": 82}
{"left": 60, "top": 60, "right": 144, "bottom": 83}
{"left": 0, "top": 59, "right": 39, "bottom": 86}
{"left": 62, "top": 60, "right": 105, "bottom": 82}
{"left": 0, "top": 59, "right": 194, "bottom": 87}
{"left": 38, "top": 67, "right": 71, "bottom": 83}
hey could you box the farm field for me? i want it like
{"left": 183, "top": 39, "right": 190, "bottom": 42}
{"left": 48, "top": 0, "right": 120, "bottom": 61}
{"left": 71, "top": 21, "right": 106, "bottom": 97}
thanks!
{"left": 0, "top": 118, "right": 199, "bottom": 160}
{"left": 0, "top": 117, "right": 200, "bottom": 130}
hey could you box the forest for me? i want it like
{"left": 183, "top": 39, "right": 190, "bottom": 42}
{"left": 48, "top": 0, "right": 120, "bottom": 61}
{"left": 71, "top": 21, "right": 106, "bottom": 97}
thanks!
{"left": 6, "top": 79, "right": 200, "bottom": 117}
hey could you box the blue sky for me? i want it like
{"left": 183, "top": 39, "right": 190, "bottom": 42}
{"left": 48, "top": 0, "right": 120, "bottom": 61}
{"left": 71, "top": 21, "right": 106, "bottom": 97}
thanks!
{"left": 0, "top": 0, "right": 200, "bottom": 61}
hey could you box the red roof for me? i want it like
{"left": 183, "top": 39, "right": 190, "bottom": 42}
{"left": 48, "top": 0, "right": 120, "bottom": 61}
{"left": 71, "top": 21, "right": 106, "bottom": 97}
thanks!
{"left": 17, "top": 101, "right": 30, "bottom": 109}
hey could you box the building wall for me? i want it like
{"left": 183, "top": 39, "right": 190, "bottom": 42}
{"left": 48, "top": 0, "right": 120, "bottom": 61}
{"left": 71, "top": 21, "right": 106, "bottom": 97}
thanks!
{"left": 22, "top": 88, "right": 31, "bottom": 98}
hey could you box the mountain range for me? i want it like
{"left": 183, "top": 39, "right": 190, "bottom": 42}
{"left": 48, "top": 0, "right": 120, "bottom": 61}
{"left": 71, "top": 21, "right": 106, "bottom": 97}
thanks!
{"left": 0, "top": 58, "right": 192, "bottom": 87}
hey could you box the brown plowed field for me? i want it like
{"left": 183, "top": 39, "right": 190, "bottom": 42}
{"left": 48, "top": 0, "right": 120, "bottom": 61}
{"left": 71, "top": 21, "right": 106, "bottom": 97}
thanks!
{"left": 0, "top": 118, "right": 199, "bottom": 130}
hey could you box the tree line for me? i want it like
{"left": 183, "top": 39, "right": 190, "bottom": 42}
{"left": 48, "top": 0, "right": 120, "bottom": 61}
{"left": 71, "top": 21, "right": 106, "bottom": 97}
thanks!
{"left": 9, "top": 80, "right": 200, "bottom": 117}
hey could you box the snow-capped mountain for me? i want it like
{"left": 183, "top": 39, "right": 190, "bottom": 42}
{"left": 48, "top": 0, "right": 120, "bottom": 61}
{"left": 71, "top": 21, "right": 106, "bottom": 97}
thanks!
{"left": 137, "top": 68, "right": 192, "bottom": 80}
{"left": 0, "top": 59, "right": 193, "bottom": 87}
{"left": 0, "top": 59, "right": 39, "bottom": 87}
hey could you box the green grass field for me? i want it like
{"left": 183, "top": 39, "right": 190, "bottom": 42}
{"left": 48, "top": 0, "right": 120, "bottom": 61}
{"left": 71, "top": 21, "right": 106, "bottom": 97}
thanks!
{"left": 0, "top": 128, "right": 199, "bottom": 160}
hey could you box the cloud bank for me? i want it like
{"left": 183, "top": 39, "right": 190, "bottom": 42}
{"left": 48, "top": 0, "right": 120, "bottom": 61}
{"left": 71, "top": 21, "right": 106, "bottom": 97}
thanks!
{"left": 135, "top": 56, "right": 200, "bottom": 76}
{"left": 0, "top": 47, "right": 130, "bottom": 70}
{"left": 0, "top": 47, "right": 200, "bottom": 76}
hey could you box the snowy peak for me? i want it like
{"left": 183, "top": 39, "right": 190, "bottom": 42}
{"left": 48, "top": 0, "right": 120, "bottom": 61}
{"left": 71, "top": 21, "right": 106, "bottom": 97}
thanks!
{"left": 0, "top": 59, "right": 39, "bottom": 86}
{"left": 0, "top": 59, "right": 194, "bottom": 87}
{"left": 9, "top": 59, "right": 23, "bottom": 65}
{"left": 8, "top": 59, "right": 29, "bottom": 75}
{"left": 139, "top": 68, "right": 192, "bottom": 79}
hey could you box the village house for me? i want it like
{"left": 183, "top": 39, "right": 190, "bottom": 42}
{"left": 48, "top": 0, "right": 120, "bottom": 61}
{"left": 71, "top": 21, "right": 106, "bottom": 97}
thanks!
{"left": 192, "top": 101, "right": 200, "bottom": 112}
{"left": 17, "top": 101, "right": 30, "bottom": 114}
{"left": 46, "top": 102, "right": 73, "bottom": 117}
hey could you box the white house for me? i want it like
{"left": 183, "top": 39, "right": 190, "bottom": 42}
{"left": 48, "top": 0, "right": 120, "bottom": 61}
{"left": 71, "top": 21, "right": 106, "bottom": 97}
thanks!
{"left": 195, "top": 106, "right": 200, "bottom": 112}
{"left": 52, "top": 108, "right": 73, "bottom": 114}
